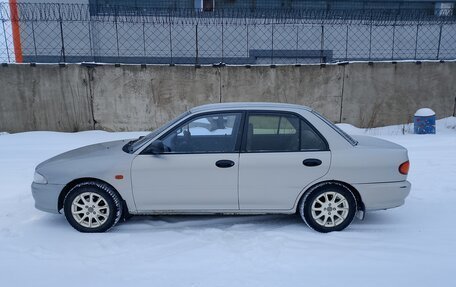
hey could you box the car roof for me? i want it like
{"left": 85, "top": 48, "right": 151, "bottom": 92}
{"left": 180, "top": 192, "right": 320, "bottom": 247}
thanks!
{"left": 190, "top": 102, "right": 312, "bottom": 113}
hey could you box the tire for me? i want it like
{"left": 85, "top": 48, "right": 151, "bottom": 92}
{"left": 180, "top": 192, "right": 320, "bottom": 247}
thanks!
{"left": 299, "top": 183, "right": 357, "bottom": 233}
{"left": 63, "top": 181, "right": 123, "bottom": 233}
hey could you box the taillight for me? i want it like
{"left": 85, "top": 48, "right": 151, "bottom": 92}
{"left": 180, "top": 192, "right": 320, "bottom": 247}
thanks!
{"left": 399, "top": 161, "right": 410, "bottom": 175}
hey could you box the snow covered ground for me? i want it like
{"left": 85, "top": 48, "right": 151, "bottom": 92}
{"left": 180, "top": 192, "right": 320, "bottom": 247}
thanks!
{"left": 0, "top": 118, "right": 455, "bottom": 287}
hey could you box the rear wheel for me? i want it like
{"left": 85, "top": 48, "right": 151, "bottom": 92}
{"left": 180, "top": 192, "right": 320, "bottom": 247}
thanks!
{"left": 299, "top": 183, "right": 356, "bottom": 233}
{"left": 63, "top": 182, "right": 123, "bottom": 233}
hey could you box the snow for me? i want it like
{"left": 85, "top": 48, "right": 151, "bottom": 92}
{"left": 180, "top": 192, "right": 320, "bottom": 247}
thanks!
{"left": 414, "top": 108, "right": 436, "bottom": 117}
{"left": 0, "top": 119, "right": 455, "bottom": 287}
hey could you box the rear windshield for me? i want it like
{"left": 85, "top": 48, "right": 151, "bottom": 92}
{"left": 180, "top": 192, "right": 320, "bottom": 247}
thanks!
{"left": 311, "top": 111, "right": 358, "bottom": 146}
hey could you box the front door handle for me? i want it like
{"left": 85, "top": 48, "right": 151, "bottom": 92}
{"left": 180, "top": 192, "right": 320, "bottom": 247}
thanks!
{"left": 303, "top": 158, "right": 322, "bottom": 167}
{"left": 215, "top": 160, "right": 235, "bottom": 168}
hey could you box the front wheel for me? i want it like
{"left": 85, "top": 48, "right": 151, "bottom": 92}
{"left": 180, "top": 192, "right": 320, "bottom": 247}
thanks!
{"left": 63, "top": 182, "right": 123, "bottom": 233}
{"left": 299, "top": 183, "right": 356, "bottom": 233}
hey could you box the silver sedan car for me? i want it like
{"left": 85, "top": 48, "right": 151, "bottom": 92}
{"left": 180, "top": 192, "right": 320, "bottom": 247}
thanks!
{"left": 32, "top": 103, "right": 411, "bottom": 233}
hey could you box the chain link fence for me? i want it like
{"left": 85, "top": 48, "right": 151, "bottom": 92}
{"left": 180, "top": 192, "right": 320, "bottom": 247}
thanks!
{"left": 1, "top": 2, "right": 456, "bottom": 64}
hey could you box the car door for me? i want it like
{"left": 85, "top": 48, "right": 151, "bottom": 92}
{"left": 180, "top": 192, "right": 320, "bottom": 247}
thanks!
{"left": 131, "top": 112, "right": 243, "bottom": 211}
{"left": 239, "top": 112, "right": 331, "bottom": 210}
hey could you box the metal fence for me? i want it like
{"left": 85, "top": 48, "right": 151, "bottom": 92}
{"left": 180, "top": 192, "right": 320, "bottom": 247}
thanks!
{"left": 1, "top": 2, "right": 456, "bottom": 65}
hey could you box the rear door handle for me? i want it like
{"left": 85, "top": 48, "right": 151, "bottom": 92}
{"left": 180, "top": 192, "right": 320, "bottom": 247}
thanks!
{"left": 215, "top": 160, "right": 235, "bottom": 168}
{"left": 303, "top": 158, "right": 322, "bottom": 167}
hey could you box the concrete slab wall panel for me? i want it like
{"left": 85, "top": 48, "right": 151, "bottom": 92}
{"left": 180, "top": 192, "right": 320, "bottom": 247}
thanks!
{"left": 0, "top": 62, "right": 455, "bottom": 132}
{"left": 0, "top": 64, "right": 93, "bottom": 132}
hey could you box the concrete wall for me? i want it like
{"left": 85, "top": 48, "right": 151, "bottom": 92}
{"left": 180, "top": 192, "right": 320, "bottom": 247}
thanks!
{"left": 91, "top": 65, "right": 221, "bottom": 131}
{"left": 0, "top": 62, "right": 455, "bottom": 132}
{"left": 342, "top": 62, "right": 456, "bottom": 127}
{"left": 0, "top": 64, "right": 94, "bottom": 132}
{"left": 220, "top": 65, "right": 344, "bottom": 123}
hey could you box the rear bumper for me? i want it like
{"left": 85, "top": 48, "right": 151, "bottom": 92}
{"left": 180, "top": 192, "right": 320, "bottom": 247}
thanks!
{"left": 31, "top": 182, "right": 64, "bottom": 214}
{"left": 354, "top": 180, "right": 411, "bottom": 211}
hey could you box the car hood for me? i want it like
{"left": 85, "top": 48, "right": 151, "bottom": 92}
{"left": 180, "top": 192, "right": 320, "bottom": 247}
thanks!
{"left": 37, "top": 140, "right": 129, "bottom": 169}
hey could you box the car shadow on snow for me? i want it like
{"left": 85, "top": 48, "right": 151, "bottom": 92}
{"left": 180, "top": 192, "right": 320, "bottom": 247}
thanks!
{"left": 115, "top": 212, "right": 394, "bottom": 233}
{"left": 354, "top": 212, "right": 397, "bottom": 225}
{"left": 118, "top": 214, "right": 304, "bottom": 232}
{"left": 38, "top": 212, "right": 395, "bottom": 233}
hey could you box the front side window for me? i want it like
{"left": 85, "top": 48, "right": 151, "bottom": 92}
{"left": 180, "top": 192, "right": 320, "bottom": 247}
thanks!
{"left": 160, "top": 112, "right": 242, "bottom": 153}
{"left": 245, "top": 113, "right": 328, "bottom": 152}
{"left": 126, "top": 111, "right": 191, "bottom": 153}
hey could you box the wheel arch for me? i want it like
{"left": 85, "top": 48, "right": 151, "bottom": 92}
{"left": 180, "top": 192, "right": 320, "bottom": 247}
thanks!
{"left": 58, "top": 177, "right": 127, "bottom": 214}
{"left": 296, "top": 180, "right": 365, "bottom": 212}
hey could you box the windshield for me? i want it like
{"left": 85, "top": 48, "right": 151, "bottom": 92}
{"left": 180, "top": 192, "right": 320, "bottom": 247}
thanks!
{"left": 127, "top": 111, "right": 191, "bottom": 153}
{"left": 311, "top": 110, "right": 358, "bottom": 146}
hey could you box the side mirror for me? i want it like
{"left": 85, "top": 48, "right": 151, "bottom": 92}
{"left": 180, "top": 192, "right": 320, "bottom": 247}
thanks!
{"left": 147, "top": 140, "right": 165, "bottom": 155}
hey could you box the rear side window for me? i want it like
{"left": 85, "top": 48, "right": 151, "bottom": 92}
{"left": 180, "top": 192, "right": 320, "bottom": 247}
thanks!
{"left": 246, "top": 114, "right": 299, "bottom": 152}
{"left": 245, "top": 113, "right": 327, "bottom": 152}
{"left": 301, "top": 120, "right": 327, "bottom": 151}
{"left": 312, "top": 110, "right": 358, "bottom": 146}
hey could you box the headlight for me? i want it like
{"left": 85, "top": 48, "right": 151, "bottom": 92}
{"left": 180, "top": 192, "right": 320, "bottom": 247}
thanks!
{"left": 33, "top": 171, "right": 48, "bottom": 184}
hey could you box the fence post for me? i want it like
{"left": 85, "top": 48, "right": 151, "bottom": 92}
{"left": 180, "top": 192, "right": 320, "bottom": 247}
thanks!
{"left": 88, "top": 19, "right": 95, "bottom": 62}
{"left": 1, "top": 19, "right": 11, "bottom": 63}
{"left": 367, "top": 10, "right": 373, "bottom": 61}
{"left": 391, "top": 23, "right": 396, "bottom": 60}
{"left": 368, "top": 21, "right": 373, "bottom": 61}
{"left": 345, "top": 25, "right": 349, "bottom": 61}
{"left": 8, "top": 1, "right": 22, "bottom": 63}
{"left": 320, "top": 24, "right": 324, "bottom": 63}
{"left": 271, "top": 22, "right": 274, "bottom": 65}
{"left": 437, "top": 23, "right": 443, "bottom": 60}
{"left": 414, "top": 23, "right": 419, "bottom": 60}
{"left": 169, "top": 22, "right": 173, "bottom": 64}
{"left": 115, "top": 7, "right": 120, "bottom": 61}
{"left": 195, "top": 23, "right": 199, "bottom": 65}
{"left": 31, "top": 20, "right": 38, "bottom": 62}
{"left": 391, "top": 15, "right": 397, "bottom": 60}
{"left": 295, "top": 24, "right": 299, "bottom": 64}
{"left": 221, "top": 19, "right": 224, "bottom": 63}
{"left": 142, "top": 21, "right": 146, "bottom": 64}
{"left": 58, "top": 4, "right": 66, "bottom": 62}
{"left": 246, "top": 23, "right": 249, "bottom": 59}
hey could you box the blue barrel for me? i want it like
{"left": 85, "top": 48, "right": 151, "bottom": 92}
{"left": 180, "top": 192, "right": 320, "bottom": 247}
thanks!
{"left": 414, "top": 108, "right": 436, "bottom": 134}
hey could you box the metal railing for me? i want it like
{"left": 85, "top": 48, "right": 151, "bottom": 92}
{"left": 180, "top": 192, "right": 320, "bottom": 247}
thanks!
{"left": 1, "top": 2, "right": 456, "bottom": 64}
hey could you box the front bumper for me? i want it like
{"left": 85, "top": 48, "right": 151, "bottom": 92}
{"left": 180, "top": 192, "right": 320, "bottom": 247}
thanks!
{"left": 354, "top": 180, "right": 411, "bottom": 211}
{"left": 31, "top": 182, "right": 65, "bottom": 214}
